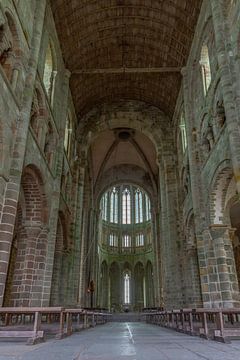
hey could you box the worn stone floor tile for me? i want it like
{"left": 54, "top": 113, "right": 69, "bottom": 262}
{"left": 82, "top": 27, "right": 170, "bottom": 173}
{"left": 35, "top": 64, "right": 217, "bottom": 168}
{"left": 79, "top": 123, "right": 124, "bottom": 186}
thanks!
{"left": 0, "top": 323, "right": 240, "bottom": 360}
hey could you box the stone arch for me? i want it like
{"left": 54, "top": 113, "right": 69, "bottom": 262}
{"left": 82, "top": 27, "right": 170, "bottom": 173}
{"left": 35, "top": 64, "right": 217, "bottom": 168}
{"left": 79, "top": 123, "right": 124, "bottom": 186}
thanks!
{"left": 5, "top": 165, "right": 49, "bottom": 306}
{"left": 21, "top": 165, "right": 48, "bottom": 224}
{"left": 209, "top": 160, "right": 233, "bottom": 224}
{"left": 0, "top": 10, "right": 22, "bottom": 85}
{"left": 77, "top": 100, "right": 171, "bottom": 154}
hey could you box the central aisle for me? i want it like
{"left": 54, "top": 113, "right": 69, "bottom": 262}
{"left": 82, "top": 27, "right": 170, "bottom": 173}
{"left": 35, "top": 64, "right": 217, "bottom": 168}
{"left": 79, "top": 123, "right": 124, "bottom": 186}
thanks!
{"left": 1, "top": 322, "right": 240, "bottom": 360}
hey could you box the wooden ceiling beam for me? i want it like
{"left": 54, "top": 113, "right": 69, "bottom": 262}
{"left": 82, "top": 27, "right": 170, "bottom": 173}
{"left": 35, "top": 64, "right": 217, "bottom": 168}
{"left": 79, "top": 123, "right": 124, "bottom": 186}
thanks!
{"left": 72, "top": 67, "right": 181, "bottom": 75}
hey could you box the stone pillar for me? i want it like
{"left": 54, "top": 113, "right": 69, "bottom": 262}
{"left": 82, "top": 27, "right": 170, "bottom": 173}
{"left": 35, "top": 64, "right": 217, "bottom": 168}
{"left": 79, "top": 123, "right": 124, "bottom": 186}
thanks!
{"left": 0, "top": 0, "right": 47, "bottom": 306}
{"left": 210, "top": 0, "right": 240, "bottom": 193}
{"left": 42, "top": 69, "right": 71, "bottom": 306}
{"left": 151, "top": 207, "right": 162, "bottom": 306}
{"left": 158, "top": 151, "right": 182, "bottom": 309}
{"left": 207, "top": 225, "right": 239, "bottom": 307}
{"left": 182, "top": 66, "right": 207, "bottom": 307}
{"left": 184, "top": 246, "right": 202, "bottom": 308}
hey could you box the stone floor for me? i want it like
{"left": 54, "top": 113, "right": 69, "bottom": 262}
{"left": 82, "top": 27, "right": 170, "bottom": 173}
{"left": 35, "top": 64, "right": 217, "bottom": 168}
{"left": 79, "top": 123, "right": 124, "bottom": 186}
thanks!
{"left": 1, "top": 322, "right": 240, "bottom": 360}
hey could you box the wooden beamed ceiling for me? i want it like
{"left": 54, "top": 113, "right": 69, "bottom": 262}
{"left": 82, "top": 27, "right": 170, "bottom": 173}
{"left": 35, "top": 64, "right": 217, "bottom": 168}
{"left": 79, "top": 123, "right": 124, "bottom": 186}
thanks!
{"left": 51, "top": 0, "right": 202, "bottom": 119}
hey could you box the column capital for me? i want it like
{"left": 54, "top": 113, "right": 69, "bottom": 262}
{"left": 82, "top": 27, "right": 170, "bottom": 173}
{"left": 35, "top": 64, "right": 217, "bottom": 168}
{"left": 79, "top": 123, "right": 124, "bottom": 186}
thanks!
{"left": 64, "top": 69, "right": 71, "bottom": 79}
{"left": 181, "top": 66, "right": 188, "bottom": 77}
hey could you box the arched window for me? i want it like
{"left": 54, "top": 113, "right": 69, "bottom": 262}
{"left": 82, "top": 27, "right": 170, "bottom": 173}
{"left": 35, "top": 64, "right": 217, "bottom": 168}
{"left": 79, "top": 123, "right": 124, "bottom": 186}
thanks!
{"left": 180, "top": 111, "right": 187, "bottom": 152}
{"left": 110, "top": 187, "right": 118, "bottom": 223}
{"left": 124, "top": 272, "right": 130, "bottom": 304}
{"left": 200, "top": 45, "right": 211, "bottom": 95}
{"left": 64, "top": 112, "right": 74, "bottom": 159}
{"left": 109, "top": 234, "right": 114, "bottom": 246}
{"left": 101, "top": 192, "right": 108, "bottom": 221}
{"left": 136, "top": 233, "right": 144, "bottom": 247}
{"left": 43, "top": 42, "right": 56, "bottom": 102}
{"left": 109, "top": 233, "right": 118, "bottom": 247}
{"left": 135, "top": 188, "right": 143, "bottom": 223}
{"left": 123, "top": 234, "right": 131, "bottom": 247}
{"left": 122, "top": 188, "right": 131, "bottom": 224}
{"left": 146, "top": 195, "right": 151, "bottom": 221}
{"left": 101, "top": 185, "right": 151, "bottom": 224}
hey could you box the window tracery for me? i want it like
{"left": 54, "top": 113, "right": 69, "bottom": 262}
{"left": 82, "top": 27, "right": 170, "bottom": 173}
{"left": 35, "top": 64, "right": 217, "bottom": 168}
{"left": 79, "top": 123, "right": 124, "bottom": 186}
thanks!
{"left": 43, "top": 42, "right": 57, "bottom": 103}
{"left": 179, "top": 111, "right": 187, "bottom": 153}
{"left": 200, "top": 45, "right": 212, "bottom": 95}
{"left": 124, "top": 272, "right": 130, "bottom": 304}
{"left": 100, "top": 185, "right": 151, "bottom": 225}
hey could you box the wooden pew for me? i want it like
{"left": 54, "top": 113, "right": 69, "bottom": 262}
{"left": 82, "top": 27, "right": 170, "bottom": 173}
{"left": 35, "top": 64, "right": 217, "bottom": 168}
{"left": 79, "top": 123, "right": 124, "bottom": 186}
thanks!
{"left": 143, "top": 307, "right": 240, "bottom": 343}
{"left": 0, "top": 307, "right": 64, "bottom": 344}
{"left": 63, "top": 309, "right": 112, "bottom": 336}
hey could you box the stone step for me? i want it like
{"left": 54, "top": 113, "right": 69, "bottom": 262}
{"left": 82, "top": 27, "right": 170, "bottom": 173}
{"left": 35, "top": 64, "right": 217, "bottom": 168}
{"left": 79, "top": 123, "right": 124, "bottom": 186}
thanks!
{"left": 110, "top": 312, "right": 143, "bottom": 322}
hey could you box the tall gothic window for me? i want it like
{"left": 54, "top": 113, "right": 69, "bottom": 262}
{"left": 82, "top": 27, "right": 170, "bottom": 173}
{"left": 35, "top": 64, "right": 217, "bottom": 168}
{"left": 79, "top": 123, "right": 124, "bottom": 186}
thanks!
{"left": 180, "top": 111, "right": 187, "bottom": 153}
{"left": 146, "top": 195, "right": 151, "bottom": 221}
{"left": 101, "top": 192, "right": 108, "bottom": 221}
{"left": 123, "top": 234, "right": 131, "bottom": 247}
{"left": 100, "top": 185, "right": 151, "bottom": 224}
{"left": 200, "top": 45, "right": 211, "bottom": 96}
{"left": 135, "top": 188, "right": 143, "bottom": 223}
{"left": 124, "top": 273, "right": 130, "bottom": 304}
{"left": 122, "top": 188, "right": 131, "bottom": 224}
{"left": 109, "top": 233, "right": 118, "bottom": 247}
{"left": 64, "top": 112, "right": 73, "bottom": 159}
{"left": 110, "top": 187, "right": 118, "bottom": 223}
{"left": 136, "top": 233, "right": 144, "bottom": 246}
{"left": 43, "top": 42, "right": 56, "bottom": 103}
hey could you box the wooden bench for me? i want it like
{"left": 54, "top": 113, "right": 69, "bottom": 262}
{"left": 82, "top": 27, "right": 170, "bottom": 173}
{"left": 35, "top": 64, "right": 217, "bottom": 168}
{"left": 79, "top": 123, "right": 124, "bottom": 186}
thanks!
{"left": 143, "top": 307, "right": 240, "bottom": 343}
{"left": 63, "top": 309, "right": 112, "bottom": 336}
{"left": 0, "top": 307, "right": 64, "bottom": 344}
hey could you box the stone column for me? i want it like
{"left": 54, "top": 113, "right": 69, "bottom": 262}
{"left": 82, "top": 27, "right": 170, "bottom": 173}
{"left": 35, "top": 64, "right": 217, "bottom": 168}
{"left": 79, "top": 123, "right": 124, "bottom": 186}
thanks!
{"left": 78, "top": 174, "right": 90, "bottom": 306}
{"left": 184, "top": 246, "right": 202, "bottom": 308}
{"left": 71, "top": 163, "right": 86, "bottom": 304}
{"left": 151, "top": 207, "right": 162, "bottom": 306}
{"left": 0, "top": 0, "right": 47, "bottom": 306}
{"left": 210, "top": 0, "right": 240, "bottom": 193}
{"left": 42, "top": 69, "right": 71, "bottom": 306}
{"left": 158, "top": 151, "right": 182, "bottom": 309}
{"left": 182, "top": 66, "right": 207, "bottom": 307}
{"left": 208, "top": 225, "right": 239, "bottom": 307}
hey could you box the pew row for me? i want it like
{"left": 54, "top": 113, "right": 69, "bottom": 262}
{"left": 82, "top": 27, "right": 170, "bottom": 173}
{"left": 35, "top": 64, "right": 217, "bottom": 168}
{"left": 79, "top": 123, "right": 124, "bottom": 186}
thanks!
{"left": 0, "top": 307, "right": 112, "bottom": 344}
{"left": 144, "top": 308, "right": 240, "bottom": 343}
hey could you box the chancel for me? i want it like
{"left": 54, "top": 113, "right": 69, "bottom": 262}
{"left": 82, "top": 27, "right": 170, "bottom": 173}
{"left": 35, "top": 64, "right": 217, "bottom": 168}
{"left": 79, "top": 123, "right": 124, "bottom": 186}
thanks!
{"left": 1, "top": 0, "right": 240, "bottom": 359}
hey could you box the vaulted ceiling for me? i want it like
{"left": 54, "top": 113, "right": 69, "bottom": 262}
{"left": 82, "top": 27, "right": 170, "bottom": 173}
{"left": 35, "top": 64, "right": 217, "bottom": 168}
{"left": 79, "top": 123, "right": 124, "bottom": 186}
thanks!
{"left": 51, "top": 0, "right": 202, "bottom": 119}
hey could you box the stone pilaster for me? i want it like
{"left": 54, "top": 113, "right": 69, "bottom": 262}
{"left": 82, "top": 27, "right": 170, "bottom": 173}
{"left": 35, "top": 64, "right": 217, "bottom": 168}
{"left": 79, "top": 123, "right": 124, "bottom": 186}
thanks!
{"left": 208, "top": 225, "right": 239, "bottom": 307}
{"left": 158, "top": 151, "right": 182, "bottom": 309}
{"left": 152, "top": 209, "right": 162, "bottom": 306}
{"left": 0, "top": 0, "right": 47, "bottom": 306}
{"left": 42, "top": 69, "right": 71, "bottom": 306}
{"left": 182, "top": 66, "right": 206, "bottom": 308}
